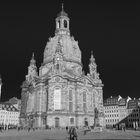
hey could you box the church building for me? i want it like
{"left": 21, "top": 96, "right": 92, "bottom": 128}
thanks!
{"left": 20, "top": 6, "right": 104, "bottom": 128}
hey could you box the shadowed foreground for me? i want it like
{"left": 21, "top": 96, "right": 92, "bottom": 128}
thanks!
{"left": 0, "top": 129, "right": 140, "bottom": 140}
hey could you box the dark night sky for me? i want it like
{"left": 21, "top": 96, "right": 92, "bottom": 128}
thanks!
{"left": 0, "top": 1, "right": 140, "bottom": 101}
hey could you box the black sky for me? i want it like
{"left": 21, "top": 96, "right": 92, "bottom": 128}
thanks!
{"left": 0, "top": 1, "right": 140, "bottom": 101}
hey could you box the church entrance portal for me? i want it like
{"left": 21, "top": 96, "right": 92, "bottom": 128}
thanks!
{"left": 84, "top": 118, "right": 88, "bottom": 126}
{"left": 55, "top": 117, "right": 60, "bottom": 128}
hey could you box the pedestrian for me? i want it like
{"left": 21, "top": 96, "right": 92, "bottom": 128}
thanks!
{"left": 84, "top": 126, "right": 87, "bottom": 135}
{"left": 0, "top": 125, "right": 2, "bottom": 133}
{"left": 72, "top": 127, "right": 78, "bottom": 140}
{"left": 66, "top": 126, "right": 68, "bottom": 133}
{"left": 69, "top": 127, "right": 72, "bottom": 140}
{"left": 28, "top": 126, "right": 30, "bottom": 132}
{"left": 123, "top": 124, "right": 126, "bottom": 132}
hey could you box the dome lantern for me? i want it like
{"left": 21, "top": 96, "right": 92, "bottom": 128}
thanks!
{"left": 55, "top": 3, "right": 70, "bottom": 35}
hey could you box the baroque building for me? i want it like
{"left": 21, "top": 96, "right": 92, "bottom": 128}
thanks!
{"left": 103, "top": 95, "right": 140, "bottom": 130}
{"left": 20, "top": 6, "right": 104, "bottom": 128}
{"left": 0, "top": 102, "right": 20, "bottom": 129}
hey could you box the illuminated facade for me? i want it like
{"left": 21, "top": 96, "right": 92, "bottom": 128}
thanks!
{"left": 103, "top": 95, "right": 140, "bottom": 129}
{"left": 20, "top": 6, "right": 104, "bottom": 128}
{"left": 0, "top": 103, "right": 19, "bottom": 128}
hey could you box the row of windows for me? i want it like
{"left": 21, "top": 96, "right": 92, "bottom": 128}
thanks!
{"left": 128, "top": 114, "right": 139, "bottom": 118}
{"left": 0, "top": 120, "right": 19, "bottom": 122}
{"left": 106, "top": 119, "right": 119, "bottom": 123}
{"left": 0, "top": 116, "right": 19, "bottom": 118}
{"left": 105, "top": 114, "right": 119, "bottom": 117}
{"left": 120, "top": 114, "right": 126, "bottom": 117}
{"left": 0, "top": 112, "right": 19, "bottom": 114}
{"left": 69, "top": 90, "right": 88, "bottom": 102}
{"left": 105, "top": 106, "right": 118, "bottom": 109}
{"left": 69, "top": 102, "right": 87, "bottom": 112}
{"left": 128, "top": 119, "right": 139, "bottom": 122}
{"left": 104, "top": 110, "right": 119, "bottom": 113}
{"left": 57, "top": 19, "right": 68, "bottom": 29}
{"left": 132, "top": 109, "right": 140, "bottom": 112}
{"left": 119, "top": 106, "right": 126, "bottom": 108}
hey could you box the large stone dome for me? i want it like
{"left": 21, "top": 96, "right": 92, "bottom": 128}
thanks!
{"left": 43, "top": 7, "right": 81, "bottom": 65}
{"left": 43, "top": 35, "right": 81, "bottom": 64}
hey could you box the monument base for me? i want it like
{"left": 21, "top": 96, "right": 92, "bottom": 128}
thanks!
{"left": 91, "top": 126, "right": 103, "bottom": 132}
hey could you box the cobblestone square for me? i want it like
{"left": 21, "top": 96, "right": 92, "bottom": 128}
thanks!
{"left": 0, "top": 129, "right": 140, "bottom": 140}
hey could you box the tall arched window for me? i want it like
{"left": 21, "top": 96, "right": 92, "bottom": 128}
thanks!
{"left": 69, "top": 89, "right": 73, "bottom": 112}
{"left": 83, "top": 91, "right": 87, "bottom": 113}
{"left": 64, "top": 20, "right": 67, "bottom": 28}
{"left": 54, "top": 88, "right": 61, "bottom": 110}
{"left": 58, "top": 20, "right": 61, "bottom": 28}
{"left": 55, "top": 117, "right": 59, "bottom": 128}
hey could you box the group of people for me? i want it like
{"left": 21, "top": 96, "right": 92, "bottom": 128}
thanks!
{"left": 0, "top": 125, "right": 3, "bottom": 133}
{"left": 0, "top": 125, "right": 8, "bottom": 132}
{"left": 66, "top": 126, "right": 78, "bottom": 140}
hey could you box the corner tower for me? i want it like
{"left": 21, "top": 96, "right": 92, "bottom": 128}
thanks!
{"left": 26, "top": 53, "right": 38, "bottom": 83}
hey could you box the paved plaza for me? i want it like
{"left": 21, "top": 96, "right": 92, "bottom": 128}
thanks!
{"left": 0, "top": 129, "right": 140, "bottom": 140}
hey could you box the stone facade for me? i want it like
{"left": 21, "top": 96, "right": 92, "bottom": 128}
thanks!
{"left": 20, "top": 7, "right": 104, "bottom": 128}
{"left": 103, "top": 96, "right": 139, "bottom": 129}
{"left": 0, "top": 102, "right": 20, "bottom": 128}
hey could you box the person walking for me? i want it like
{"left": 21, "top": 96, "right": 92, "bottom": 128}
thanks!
{"left": 68, "top": 127, "right": 72, "bottom": 140}
{"left": 0, "top": 125, "right": 2, "bottom": 133}
{"left": 72, "top": 127, "right": 78, "bottom": 140}
{"left": 84, "top": 126, "right": 87, "bottom": 135}
{"left": 66, "top": 126, "right": 68, "bottom": 133}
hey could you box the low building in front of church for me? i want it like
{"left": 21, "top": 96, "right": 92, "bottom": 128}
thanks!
{"left": 20, "top": 6, "right": 104, "bottom": 128}
{"left": 0, "top": 102, "right": 20, "bottom": 129}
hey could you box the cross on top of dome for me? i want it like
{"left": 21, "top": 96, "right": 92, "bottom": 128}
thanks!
{"left": 57, "top": 3, "right": 68, "bottom": 17}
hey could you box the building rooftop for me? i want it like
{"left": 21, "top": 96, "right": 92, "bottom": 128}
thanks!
{"left": 0, "top": 102, "right": 19, "bottom": 112}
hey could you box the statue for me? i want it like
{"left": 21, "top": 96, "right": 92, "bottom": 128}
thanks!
{"left": 94, "top": 108, "right": 99, "bottom": 127}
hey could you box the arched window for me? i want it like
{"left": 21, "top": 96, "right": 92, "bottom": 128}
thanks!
{"left": 58, "top": 20, "right": 61, "bottom": 28}
{"left": 70, "top": 118, "right": 74, "bottom": 124}
{"left": 83, "top": 91, "right": 87, "bottom": 113}
{"left": 55, "top": 117, "right": 59, "bottom": 128}
{"left": 56, "top": 64, "right": 59, "bottom": 70}
{"left": 54, "top": 88, "right": 61, "bottom": 110}
{"left": 69, "top": 89, "right": 73, "bottom": 112}
{"left": 64, "top": 20, "right": 67, "bottom": 28}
